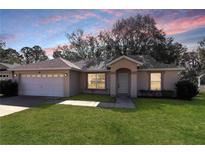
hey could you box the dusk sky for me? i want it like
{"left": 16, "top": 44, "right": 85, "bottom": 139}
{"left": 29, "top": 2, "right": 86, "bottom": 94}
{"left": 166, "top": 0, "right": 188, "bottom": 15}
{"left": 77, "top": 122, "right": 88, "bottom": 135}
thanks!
{"left": 1, "top": 9, "right": 205, "bottom": 57}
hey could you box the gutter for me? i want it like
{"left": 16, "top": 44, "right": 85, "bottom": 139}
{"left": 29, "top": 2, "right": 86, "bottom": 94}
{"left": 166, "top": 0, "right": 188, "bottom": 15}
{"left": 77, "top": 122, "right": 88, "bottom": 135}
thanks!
{"left": 138, "top": 68, "right": 185, "bottom": 71}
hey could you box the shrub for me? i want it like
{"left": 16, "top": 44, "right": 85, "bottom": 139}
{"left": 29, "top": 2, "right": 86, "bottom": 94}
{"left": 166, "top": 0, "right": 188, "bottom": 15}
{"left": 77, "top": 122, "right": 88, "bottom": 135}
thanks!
{"left": 175, "top": 80, "right": 198, "bottom": 100}
{"left": 138, "top": 90, "right": 175, "bottom": 98}
{"left": 0, "top": 80, "right": 18, "bottom": 97}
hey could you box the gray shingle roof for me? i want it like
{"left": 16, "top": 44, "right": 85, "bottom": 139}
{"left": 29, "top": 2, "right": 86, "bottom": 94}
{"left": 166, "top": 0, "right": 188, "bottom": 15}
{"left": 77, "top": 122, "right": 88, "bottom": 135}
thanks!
{"left": 73, "top": 59, "right": 107, "bottom": 71}
{"left": 126, "top": 55, "right": 179, "bottom": 69}
{"left": 73, "top": 55, "right": 181, "bottom": 71}
{"left": 0, "top": 63, "right": 20, "bottom": 69}
{"left": 10, "top": 58, "right": 81, "bottom": 71}
{"left": 10, "top": 55, "right": 182, "bottom": 71}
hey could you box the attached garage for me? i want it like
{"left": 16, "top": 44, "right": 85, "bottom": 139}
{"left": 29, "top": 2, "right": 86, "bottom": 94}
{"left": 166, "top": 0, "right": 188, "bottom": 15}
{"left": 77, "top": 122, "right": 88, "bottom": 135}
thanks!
{"left": 11, "top": 58, "right": 82, "bottom": 97}
{"left": 20, "top": 74, "right": 65, "bottom": 97}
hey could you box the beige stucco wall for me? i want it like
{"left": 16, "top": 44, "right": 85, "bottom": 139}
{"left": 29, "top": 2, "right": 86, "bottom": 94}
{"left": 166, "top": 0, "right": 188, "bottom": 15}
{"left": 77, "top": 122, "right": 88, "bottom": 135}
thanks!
{"left": 137, "top": 71, "right": 149, "bottom": 90}
{"left": 69, "top": 70, "right": 80, "bottom": 96}
{"left": 110, "top": 58, "right": 138, "bottom": 72}
{"left": 13, "top": 70, "right": 70, "bottom": 97}
{"left": 12, "top": 67, "right": 181, "bottom": 97}
{"left": 137, "top": 70, "right": 180, "bottom": 91}
{"left": 163, "top": 70, "right": 180, "bottom": 90}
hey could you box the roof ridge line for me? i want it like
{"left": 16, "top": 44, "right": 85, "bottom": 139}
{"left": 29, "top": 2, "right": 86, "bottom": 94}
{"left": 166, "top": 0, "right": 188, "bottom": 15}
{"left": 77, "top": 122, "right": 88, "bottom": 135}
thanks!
{"left": 59, "top": 57, "right": 81, "bottom": 70}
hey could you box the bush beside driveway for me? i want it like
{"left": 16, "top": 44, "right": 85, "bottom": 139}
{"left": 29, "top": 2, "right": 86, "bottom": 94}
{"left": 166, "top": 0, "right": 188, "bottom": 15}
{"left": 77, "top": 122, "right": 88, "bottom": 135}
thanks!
{"left": 0, "top": 93, "right": 205, "bottom": 144}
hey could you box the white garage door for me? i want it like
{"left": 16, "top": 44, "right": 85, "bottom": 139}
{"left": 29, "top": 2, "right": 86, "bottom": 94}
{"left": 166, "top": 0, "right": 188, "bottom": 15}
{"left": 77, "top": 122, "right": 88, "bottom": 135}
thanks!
{"left": 20, "top": 74, "right": 64, "bottom": 97}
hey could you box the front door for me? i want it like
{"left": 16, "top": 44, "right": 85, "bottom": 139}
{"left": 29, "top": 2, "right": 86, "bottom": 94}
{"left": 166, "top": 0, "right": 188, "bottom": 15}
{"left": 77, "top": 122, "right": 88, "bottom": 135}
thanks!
{"left": 118, "top": 72, "right": 129, "bottom": 95}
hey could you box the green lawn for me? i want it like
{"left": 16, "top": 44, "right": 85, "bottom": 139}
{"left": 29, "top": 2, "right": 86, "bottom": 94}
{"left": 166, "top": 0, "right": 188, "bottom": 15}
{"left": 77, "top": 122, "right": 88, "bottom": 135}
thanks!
{"left": 62, "top": 93, "right": 115, "bottom": 102}
{"left": 0, "top": 93, "right": 205, "bottom": 144}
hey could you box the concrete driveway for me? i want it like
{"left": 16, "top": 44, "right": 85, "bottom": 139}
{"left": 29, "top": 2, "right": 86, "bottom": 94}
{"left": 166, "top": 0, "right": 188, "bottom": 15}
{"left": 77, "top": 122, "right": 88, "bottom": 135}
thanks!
{"left": 0, "top": 96, "right": 60, "bottom": 117}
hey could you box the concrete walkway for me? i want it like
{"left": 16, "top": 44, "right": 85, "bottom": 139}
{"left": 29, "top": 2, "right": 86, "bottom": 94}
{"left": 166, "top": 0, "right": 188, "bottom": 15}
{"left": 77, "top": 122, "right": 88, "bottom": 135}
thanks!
{"left": 0, "top": 105, "right": 28, "bottom": 117}
{"left": 60, "top": 96, "right": 136, "bottom": 109}
{"left": 60, "top": 100, "right": 100, "bottom": 107}
{"left": 98, "top": 96, "right": 136, "bottom": 109}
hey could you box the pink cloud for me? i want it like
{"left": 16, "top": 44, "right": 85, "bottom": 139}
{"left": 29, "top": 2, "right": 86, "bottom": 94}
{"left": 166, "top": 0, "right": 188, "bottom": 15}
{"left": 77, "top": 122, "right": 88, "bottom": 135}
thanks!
{"left": 44, "top": 47, "right": 57, "bottom": 57}
{"left": 37, "top": 11, "right": 105, "bottom": 26}
{"left": 0, "top": 34, "right": 17, "bottom": 41}
{"left": 44, "top": 44, "right": 70, "bottom": 57}
{"left": 73, "top": 12, "right": 99, "bottom": 20}
{"left": 101, "top": 9, "right": 124, "bottom": 17}
{"left": 158, "top": 15, "right": 205, "bottom": 35}
{"left": 39, "top": 15, "right": 67, "bottom": 25}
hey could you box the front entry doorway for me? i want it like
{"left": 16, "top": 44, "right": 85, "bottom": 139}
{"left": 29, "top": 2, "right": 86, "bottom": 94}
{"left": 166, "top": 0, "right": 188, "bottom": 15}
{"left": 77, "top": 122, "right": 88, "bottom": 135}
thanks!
{"left": 117, "top": 70, "right": 130, "bottom": 96}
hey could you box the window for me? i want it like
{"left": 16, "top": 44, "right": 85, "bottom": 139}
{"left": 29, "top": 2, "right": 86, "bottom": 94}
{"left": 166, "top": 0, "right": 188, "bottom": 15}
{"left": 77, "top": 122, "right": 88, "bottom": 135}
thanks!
{"left": 150, "top": 73, "right": 161, "bottom": 90}
{"left": 87, "top": 73, "right": 105, "bottom": 89}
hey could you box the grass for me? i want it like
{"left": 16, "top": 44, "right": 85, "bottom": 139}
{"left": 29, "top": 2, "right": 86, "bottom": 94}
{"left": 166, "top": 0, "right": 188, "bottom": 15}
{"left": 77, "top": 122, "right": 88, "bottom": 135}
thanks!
{"left": 0, "top": 93, "right": 205, "bottom": 144}
{"left": 62, "top": 93, "right": 115, "bottom": 102}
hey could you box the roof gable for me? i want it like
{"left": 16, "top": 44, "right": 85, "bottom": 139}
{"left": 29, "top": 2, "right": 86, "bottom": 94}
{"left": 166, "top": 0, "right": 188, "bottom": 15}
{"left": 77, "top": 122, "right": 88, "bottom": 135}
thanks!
{"left": 0, "top": 63, "right": 20, "bottom": 69}
{"left": 107, "top": 55, "right": 143, "bottom": 66}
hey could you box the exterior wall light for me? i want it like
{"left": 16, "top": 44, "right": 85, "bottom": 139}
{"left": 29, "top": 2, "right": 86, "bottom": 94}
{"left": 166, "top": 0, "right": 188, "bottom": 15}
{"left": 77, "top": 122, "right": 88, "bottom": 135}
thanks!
{"left": 64, "top": 73, "right": 68, "bottom": 77}
{"left": 14, "top": 74, "right": 17, "bottom": 77}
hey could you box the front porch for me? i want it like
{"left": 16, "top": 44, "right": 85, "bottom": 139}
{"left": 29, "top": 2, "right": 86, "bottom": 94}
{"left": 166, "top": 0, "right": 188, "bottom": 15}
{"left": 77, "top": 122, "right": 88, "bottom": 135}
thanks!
{"left": 108, "top": 56, "right": 142, "bottom": 97}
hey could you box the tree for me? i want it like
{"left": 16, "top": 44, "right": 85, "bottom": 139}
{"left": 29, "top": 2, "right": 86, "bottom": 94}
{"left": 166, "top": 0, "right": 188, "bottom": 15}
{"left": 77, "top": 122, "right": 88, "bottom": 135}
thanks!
{"left": 0, "top": 40, "right": 6, "bottom": 49}
{"left": 32, "top": 45, "right": 48, "bottom": 62}
{"left": 20, "top": 47, "right": 34, "bottom": 64}
{"left": 0, "top": 41, "right": 22, "bottom": 64}
{"left": 152, "top": 38, "right": 186, "bottom": 64}
{"left": 198, "top": 38, "right": 205, "bottom": 72}
{"left": 53, "top": 29, "right": 104, "bottom": 62}
{"left": 21, "top": 45, "right": 48, "bottom": 64}
{"left": 53, "top": 45, "right": 80, "bottom": 61}
{"left": 179, "top": 38, "right": 205, "bottom": 84}
{"left": 179, "top": 51, "right": 202, "bottom": 84}
{"left": 53, "top": 14, "right": 186, "bottom": 65}
{"left": 99, "top": 15, "right": 186, "bottom": 64}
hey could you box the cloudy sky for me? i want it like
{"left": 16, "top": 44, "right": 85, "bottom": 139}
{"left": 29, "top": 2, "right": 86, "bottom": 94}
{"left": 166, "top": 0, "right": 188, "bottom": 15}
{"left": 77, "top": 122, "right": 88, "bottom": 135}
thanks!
{"left": 0, "top": 9, "right": 205, "bottom": 57}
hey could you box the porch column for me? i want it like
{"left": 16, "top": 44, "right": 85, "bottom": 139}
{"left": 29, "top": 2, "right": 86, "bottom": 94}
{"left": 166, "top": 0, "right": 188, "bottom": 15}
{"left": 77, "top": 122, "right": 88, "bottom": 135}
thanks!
{"left": 130, "top": 71, "right": 137, "bottom": 97}
{"left": 110, "top": 72, "right": 116, "bottom": 96}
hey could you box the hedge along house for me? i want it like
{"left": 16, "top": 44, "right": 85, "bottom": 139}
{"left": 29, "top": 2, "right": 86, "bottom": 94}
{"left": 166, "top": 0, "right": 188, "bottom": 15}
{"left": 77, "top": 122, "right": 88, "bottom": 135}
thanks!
{"left": 10, "top": 55, "right": 184, "bottom": 97}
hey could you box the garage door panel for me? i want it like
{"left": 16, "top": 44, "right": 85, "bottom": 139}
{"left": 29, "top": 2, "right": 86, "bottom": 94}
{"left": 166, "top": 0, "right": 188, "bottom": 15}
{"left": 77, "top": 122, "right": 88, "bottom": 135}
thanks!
{"left": 21, "top": 75, "right": 64, "bottom": 97}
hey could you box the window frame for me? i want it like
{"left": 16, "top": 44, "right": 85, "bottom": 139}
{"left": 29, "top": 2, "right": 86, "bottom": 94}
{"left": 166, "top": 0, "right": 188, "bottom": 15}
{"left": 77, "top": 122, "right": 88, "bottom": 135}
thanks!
{"left": 87, "top": 72, "right": 106, "bottom": 90}
{"left": 149, "top": 72, "right": 162, "bottom": 91}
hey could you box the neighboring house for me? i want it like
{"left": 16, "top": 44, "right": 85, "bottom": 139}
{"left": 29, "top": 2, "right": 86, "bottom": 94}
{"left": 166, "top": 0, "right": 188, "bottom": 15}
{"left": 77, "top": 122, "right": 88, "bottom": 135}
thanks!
{"left": 10, "top": 55, "right": 184, "bottom": 97}
{"left": 198, "top": 73, "right": 205, "bottom": 92}
{"left": 0, "top": 63, "right": 19, "bottom": 81}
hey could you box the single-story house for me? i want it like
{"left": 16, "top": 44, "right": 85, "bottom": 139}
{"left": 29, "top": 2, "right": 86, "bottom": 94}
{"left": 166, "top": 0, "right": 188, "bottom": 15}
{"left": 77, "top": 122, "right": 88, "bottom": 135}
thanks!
{"left": 0, "top": 63, "right": 19, "bottom": 81}
{"left": 10, "top": 55, "right": 184, "bottom": 97}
